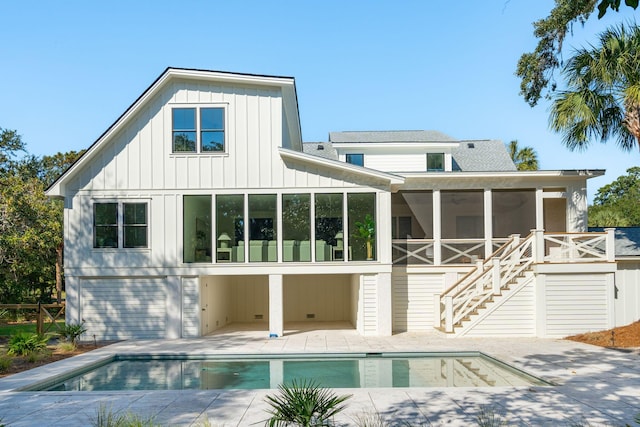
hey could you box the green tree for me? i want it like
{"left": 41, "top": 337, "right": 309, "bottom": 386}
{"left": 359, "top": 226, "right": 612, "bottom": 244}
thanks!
{"left": 507, "top": 140, "right": 539, "bottom": 171}
{"left": 516, "top": 0, "right": 638, "bottom": 107}
{"left": 588, "top": 166, "right": 640, "bottom": 226}
{"left": 0, "top": 128, "right": 81, "bottom": 303}
{"left": 549, "top": 23, "right": 640, "bottom": 151}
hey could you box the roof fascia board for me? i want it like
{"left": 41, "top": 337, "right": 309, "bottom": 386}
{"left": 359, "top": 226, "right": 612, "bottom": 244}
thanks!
{"left": 332, "top": 142, "right": 460, "bottom": 149}
{"left": 400, "top": 170, "right": 606, "bottom": 179}
{"left": 278, "top": 148, "right": 405, "bottom": 185}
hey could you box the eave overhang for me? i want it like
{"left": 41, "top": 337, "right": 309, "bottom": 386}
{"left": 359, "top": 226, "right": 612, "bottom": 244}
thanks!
{"left": 278, "top": 148, "right": 405, "bottom": 186}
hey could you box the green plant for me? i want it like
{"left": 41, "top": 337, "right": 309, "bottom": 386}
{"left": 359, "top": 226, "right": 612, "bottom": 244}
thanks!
{"left": 90, "top": 403, "right": 159, "bottom": 427}
{"left": 0, "top": 354, "right": 12, "bottom": 373}
{"left": 56, "top": 341, "right": 77, "bottom": 352}
{"left": 7, "top": 332, "right": 49, "bottom": 357}
{"left": 475, "top": 406, "right": 508, "bottom": 427}
{"left": 264, "top": 379, "right": 351, "bottom": 427}
{"left": 58, "top": 322, "right": 87, "bottom": 345}
{"left": 354, "top": 214, "right": 375, "bottom": 260}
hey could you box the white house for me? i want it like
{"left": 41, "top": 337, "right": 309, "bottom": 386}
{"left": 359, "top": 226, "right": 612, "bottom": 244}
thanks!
{"left": 47, "top": 68, "right": 634, "bottom": 341}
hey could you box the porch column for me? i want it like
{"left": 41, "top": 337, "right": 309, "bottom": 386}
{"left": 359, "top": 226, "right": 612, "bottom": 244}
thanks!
{"left": 535, "top": 188, "right": 544, "bottom": 230}
{"left": 269, "top": 274, "right": 283, "bottom": 338}
{"left": 377, "top": 272, "right": 392, "bottom": 336}
{"left": 484, "top": 188, "right": 492, "bottom": 258}
{"left": 433, "top": 190, "right": 442, "bottom": 265}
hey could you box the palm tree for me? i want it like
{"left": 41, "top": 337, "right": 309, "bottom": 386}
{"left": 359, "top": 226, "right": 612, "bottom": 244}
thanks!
{"left": 549, "top": 22, "right": 640, "bottom": 151}
{"left": 508, "top": 140, "right": 539, "bottom": 171}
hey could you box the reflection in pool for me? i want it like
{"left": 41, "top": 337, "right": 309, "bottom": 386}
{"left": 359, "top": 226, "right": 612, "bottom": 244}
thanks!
{"left": 33, "top": 353, "right": 549, "bottom": 391}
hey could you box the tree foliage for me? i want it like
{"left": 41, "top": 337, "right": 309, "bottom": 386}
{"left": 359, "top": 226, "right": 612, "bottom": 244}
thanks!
{"left": 549, "top": 23, "right": 640, "bottom": 151}
{"left": 507, "top": 140, "right": 539, "bottom": 171}
{"left": 516, "top": 0, "right": 638, "bottom": 107}
{"left": 0, "top": 127, "right": 82, "bottom": 303}
{"left": 588, "top": 166, "right": 640, "bottom": 226}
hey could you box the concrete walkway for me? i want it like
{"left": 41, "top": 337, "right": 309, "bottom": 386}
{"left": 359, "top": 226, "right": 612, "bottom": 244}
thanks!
{"left": 0, "top": 323, "right": 639, "bottom": 426}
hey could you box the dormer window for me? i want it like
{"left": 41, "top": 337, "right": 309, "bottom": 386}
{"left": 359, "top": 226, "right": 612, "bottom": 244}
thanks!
{"left": 427, "top": 153, "right": 444, "bottom": 171}
{"left": 172, "top": 106, "right": 225, "bottom": 153}
{"left": 346, "top": 153, "right": 364, "bottom": 166}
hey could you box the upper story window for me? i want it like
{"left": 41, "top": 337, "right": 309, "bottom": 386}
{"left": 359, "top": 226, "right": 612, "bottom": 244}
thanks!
{"left": 172, "top": 107, "right": 225, "bottom": 153}
{"left": 94, "top": 202, "right": 148, "bottom": 248}
{"left": 427, "top": 153, "right": 444, "bottom": 171}
{"left": 345, "top": 153, "right": 364, "bottom": 166}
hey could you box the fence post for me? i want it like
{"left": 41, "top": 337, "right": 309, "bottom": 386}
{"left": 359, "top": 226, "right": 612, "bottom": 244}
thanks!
{"left": 36, "top": 301, "right": 43, "bottom": 335}
{"left": 605, "top": 228, "right": 616, "bottom": 262}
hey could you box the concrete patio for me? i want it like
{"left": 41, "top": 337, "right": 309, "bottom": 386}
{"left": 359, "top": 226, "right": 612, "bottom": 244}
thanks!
{"left": 0, "top": 323, "right": 639, "bottom": 426}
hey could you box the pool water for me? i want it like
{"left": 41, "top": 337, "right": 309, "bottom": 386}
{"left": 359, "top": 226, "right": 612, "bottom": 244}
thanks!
{"left": 34, "top": 353, "right": 548, "bottom": 391}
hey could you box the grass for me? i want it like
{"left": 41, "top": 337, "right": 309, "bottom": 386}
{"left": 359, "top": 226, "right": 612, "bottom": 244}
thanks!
{"left": 0, "top": 320, "right": 65, "bottom": 337}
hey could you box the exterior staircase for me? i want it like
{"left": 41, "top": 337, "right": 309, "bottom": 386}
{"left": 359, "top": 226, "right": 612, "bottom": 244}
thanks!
{"left": 435, "top": 229, "right": 615, "bottom": 336}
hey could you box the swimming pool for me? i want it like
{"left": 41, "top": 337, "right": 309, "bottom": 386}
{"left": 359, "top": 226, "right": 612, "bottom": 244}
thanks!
{"left": 26, "top": 352, "right": 549, "bottom": 391}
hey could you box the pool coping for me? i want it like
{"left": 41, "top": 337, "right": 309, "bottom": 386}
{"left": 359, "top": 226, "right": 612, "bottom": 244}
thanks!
{"left": 1, "top": 328, "right": 639, "bottom": 426}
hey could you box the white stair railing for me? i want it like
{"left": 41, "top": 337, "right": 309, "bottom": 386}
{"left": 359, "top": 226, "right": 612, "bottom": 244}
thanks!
{"left": 435, "top": 229, "right": 616, "bottom": 333}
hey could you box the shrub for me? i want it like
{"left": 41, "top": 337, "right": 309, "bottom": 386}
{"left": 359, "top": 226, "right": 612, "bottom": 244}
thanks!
{"left": 7, "top": 332, "right": 49, "bottom": 357}
{"left": 58, "top": 322, "right": 87, "bottom": 345}
{"left": 90, "top": 404, "right": 159, "bottom": 427}
{"left": 0, "top": 354, "right": 12, "bottom": 373}
{"left": 264, "top": 379, "right": 351, "bottom": 427}
{"left": 56, "top": 341, "right": 77, "bottom": 353}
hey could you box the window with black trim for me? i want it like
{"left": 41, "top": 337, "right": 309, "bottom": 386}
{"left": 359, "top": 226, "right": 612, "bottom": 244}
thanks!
{"left": 427, "top": 153, "right": 444, "bottom": 171}
{"left": 94, "top": 202, "right": 148, "bottom": 248}
{"left": 172, "top": 107, "right": 225, "bottom": 153}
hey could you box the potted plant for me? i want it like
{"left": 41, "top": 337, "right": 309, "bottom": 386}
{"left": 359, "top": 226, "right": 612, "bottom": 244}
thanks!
{"left": 354, "top": 214, "right": 375, "bottom": 260}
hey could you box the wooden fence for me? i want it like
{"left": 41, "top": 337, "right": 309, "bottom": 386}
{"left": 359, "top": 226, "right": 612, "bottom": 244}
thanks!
{"left": 0, "top": 302, "right": 65, "bottom": 335}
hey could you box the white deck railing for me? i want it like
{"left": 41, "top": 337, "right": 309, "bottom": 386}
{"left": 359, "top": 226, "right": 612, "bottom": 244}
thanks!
{"left": 435, "top": 229, "right": 615, "bottom": 333}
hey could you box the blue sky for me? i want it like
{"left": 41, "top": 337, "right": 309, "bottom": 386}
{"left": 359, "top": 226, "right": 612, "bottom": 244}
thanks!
{"left": 1, "top": 1, "right": 638, "bottom": 202}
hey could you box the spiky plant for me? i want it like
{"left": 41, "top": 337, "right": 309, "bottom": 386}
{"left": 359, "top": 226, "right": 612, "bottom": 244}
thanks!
{"left": 264, "top": 379, "right": 351, "bottom": 427}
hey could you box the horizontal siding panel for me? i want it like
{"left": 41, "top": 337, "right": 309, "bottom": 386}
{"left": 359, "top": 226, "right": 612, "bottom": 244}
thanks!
{"left": 393, "top": 272, "right": 444, "bottom": 332}
{"left": 462, "top": 279, "right": 535, "bottom": 337}
{"left": 545, "top": 274, "right": 608, "bottom": 337}
{"left": 80, "top": 279, "right": 168, "bottom": 340}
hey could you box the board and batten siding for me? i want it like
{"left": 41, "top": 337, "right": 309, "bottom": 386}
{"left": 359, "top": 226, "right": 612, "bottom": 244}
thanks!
{"left": 392, "top": 272, "right": 445, "bottom": 332}
{"left": 613, "top": 261, "right": 640, "bottom": 327}
{"left": 66, "top": 80, "right": 373, "bottom": 195}
{"left": 542, "top": 273, "right": 612, "bottom": 337}
{"left": 458, "top": 275, "right": 536, "bottom": 337}
{"left": 79, "top": 278, "right": 169, "bottom": 340}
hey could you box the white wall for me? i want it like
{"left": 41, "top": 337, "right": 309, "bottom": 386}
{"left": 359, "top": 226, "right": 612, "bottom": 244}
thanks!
{"left": 614, "top": 261, "right": 640, "bottom": 326}
{"left": 230, "top": 276, "right": 269, "bottom": 323}
{"left": 79, "top": 278, "right": 169, "bottom": 340}
{"left": 540, "top": 273, "right": 613, "bottom": 337}
{"left": 392, "top": 272, "right": 445, "bottom": 332}
{"left": 283, "top": 275, "right": 351, "bottom": 322}
{"left": 459, "top": 276, "right": 536, "bottom": 337}
{"left": 200, "top": 276, "right": 232, "bottom": 335}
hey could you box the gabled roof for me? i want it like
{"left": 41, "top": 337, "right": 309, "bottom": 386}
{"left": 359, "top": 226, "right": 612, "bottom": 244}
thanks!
{"left": 46, "top": 67, "right": 301, "bottom": 197}
{"left": 329, "top": 130, "right": 457, "bottom": 143}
